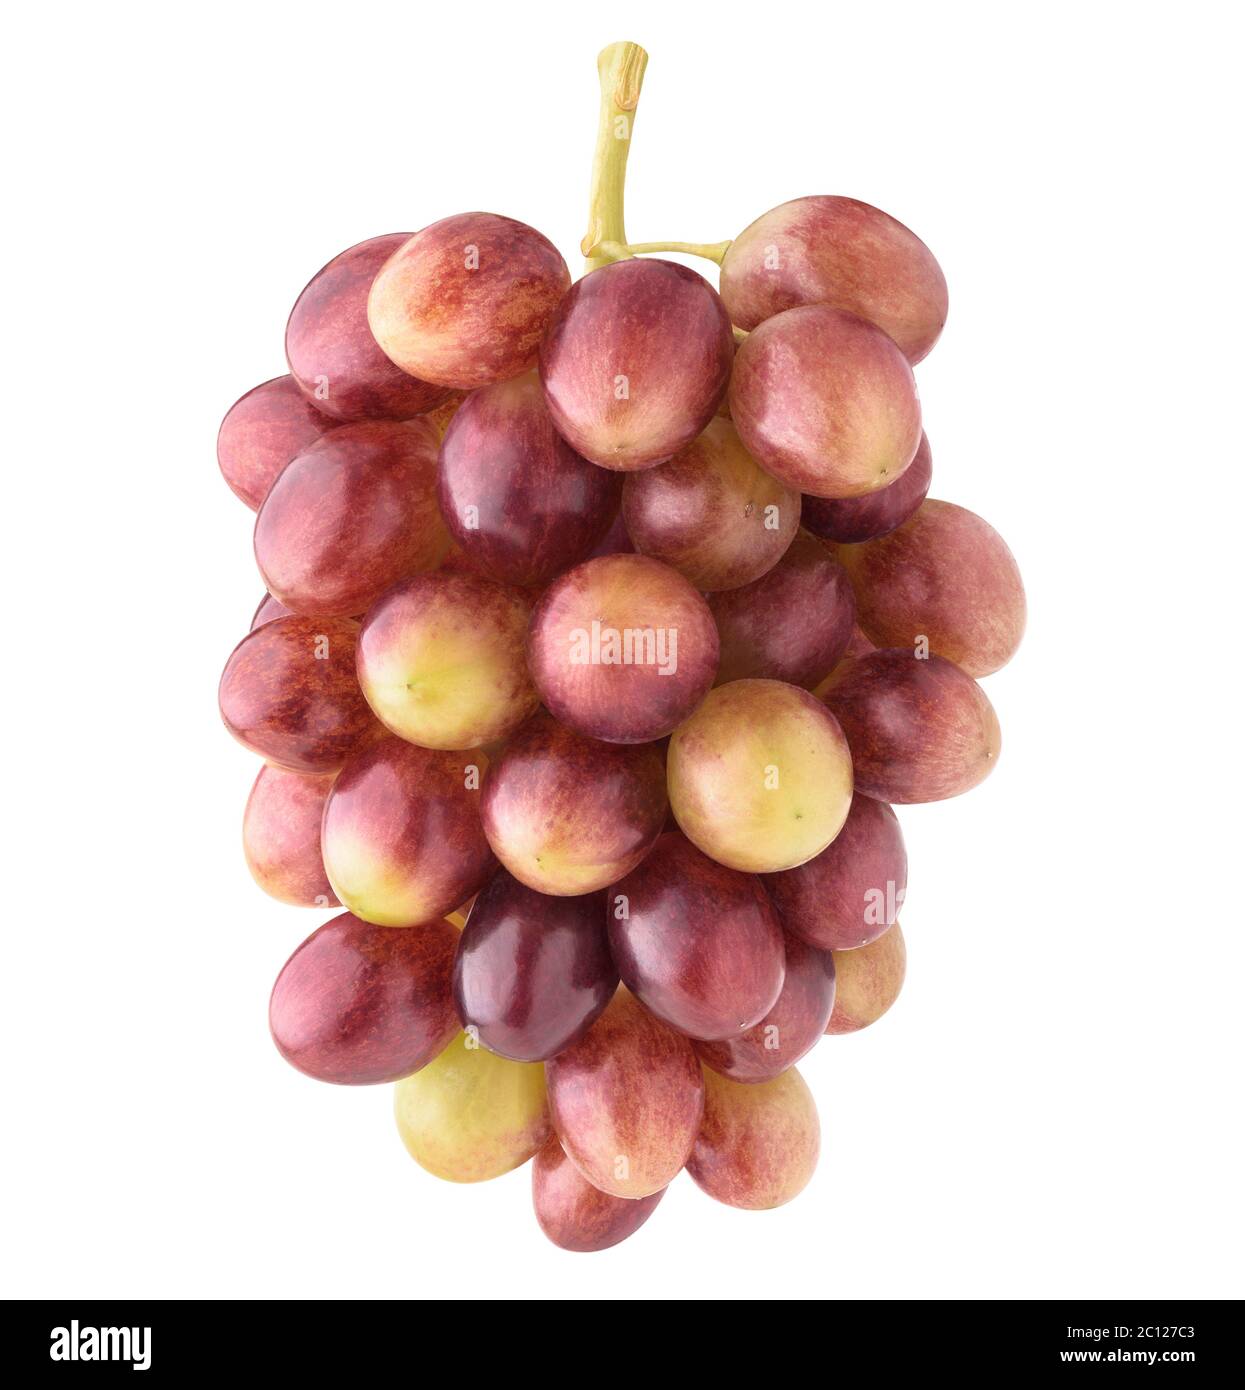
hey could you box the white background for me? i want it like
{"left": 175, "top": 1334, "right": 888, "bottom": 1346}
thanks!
{"left": 2, "top": 0, "right": 1241, "bottom": 1301}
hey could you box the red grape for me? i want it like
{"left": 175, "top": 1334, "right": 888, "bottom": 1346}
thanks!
{"left": 285, "top": 233, "right": 448, "bottom": 421}
{"left": 687, "top": 1064, "right": 820, "bottom": 1209}
{"left": 694, "top": 933, "right": 834, "bottom": 1082}
{"left": 368, "top": 213, "right": 570, "bottom": 389}
{"left": 608, "top": 832, "right": 785, "bottom": 1041}
{"left": 254, "top": 418, "right": 447, "bottom": 618}
{"left": 802, "top": 432, "right": 933, "bottom": 544}
{"left": 826, "top": 921, "right": 907, "bottom": 1034}
{"left": 709, "top": 529, "right": 856, "bottom": 688}
{"left": 836, "top": 499, "right": 1026, "bottom": 676}
{"left": 527, "top": 554, "right": 719, "bottom": 744}
{"left": 729, "top": 304, "right": 922, "bottom": 499}
{"left": 243, "top": 764, "right": 339, "bottom": 907}
{"left": 820, "top": 648, "right": 1001, "bottom": 802}
{"left": 667, "top": 679, "right": 853, "bottom": 873}
{"left": 453, "top": 871, "right": 616, "bottom": 1061}
{"left": 481, "top": 711, "right": 667, "bottom": 895}
{"left": 763, "top": 792, "right": 906, "bottom": 951}
{"left": 218, "top": 615, "right": 380, "bottom": 774}
{"left": 321, "top": 736, "right": 495, "bottom": 926}
{"left": 532, "top": 1135, "right": 664, "bottom": 1252}
{"left": 622, "top": 416, "right": 800, "bottom": 590}
{"left": 545, "top": 988, "right": 703, "bottom": 1199}
{"left": 540, "top": 258, "right": 734, "bottom": 470}
{"left": 356, "top": 571, "right": 538, "bottom": 750}
{"left": 438, "top": 370, "right": 622, "bottom": 587}
{"left": 719, "top": 195, "right": 948, "bottom": 363}
{"left": 217, "top": 375, "right": 337, "bottom": 510}
{"left": 269, "top": 912, "right": 458, "bottom": 1084}
{"left": 394, "top": 1033, "right": 551, "bottom": 1182}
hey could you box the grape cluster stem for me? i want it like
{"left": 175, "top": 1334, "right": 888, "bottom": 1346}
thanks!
{"left": 580, "top": 42, "right": 731, "bottom": 274}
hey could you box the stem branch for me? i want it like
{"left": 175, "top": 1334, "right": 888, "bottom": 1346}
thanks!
{"left": 605, "top": 239, "right": 732, "bottom": 265}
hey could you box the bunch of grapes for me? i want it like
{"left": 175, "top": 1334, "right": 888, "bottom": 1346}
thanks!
{"left": 217, "top": 42, "right": 1024, "bottom": 1253}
